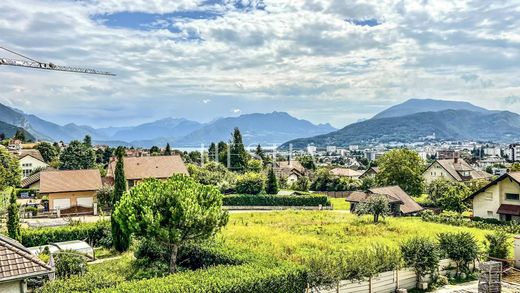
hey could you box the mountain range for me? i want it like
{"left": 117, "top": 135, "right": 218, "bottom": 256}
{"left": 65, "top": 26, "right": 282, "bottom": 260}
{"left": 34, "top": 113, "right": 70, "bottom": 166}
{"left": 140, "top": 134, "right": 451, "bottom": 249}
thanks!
{"left": 0, "top": 102, "right": 335, "bottom": 147}
{"left": 281, "top": 98, "right": 520, "bottom": 148}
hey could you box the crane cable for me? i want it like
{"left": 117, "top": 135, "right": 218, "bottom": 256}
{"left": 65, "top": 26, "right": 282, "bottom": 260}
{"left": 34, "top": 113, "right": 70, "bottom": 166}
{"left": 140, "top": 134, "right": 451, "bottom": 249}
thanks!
{"left": 0, "top": 46, "right": 42, "bottom": 63}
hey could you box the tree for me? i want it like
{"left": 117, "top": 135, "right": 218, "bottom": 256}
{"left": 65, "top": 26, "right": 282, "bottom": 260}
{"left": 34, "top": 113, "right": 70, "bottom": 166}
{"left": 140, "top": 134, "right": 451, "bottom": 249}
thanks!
{"left": 229, "top": 128, "right": 249, "bottom": 172}
{"left": 255, "top": 144, "right": 265, "bottom": 161}
{"left": 14, "top": 129, "right": 25, "bottom": 142}
{"left": 83, "top": 135, "right": 92, "bottom": 148}
{"left": 298, "top": 155, "right": 316, "bottom": 170}
{"left": 150, "top": 146, "right": 160, "bottom": 155}
{"left": 0, "top": 147, "right": 21, "bottom": 191}
{"left": 266, "top": 167, "right": 279, "bottom": 194}
{"left": 187, "top": 162, "right": 237, "bottom": 193}
{"left": 0, "top": 133, "right": 5, "bottom": 140}
{"left": 236, "top": 172, "right": 266, "bottom": 194}
{"left": 375, "top": 149, "right": 425, "bottom": 196}
{"left": 293, "top": 176, "right": 310, "bottom": 192}
{"left": 438, "top": 232, "right": 479, "bottom": 276}
{"left": 485, "top": 230, "right": 510, "bottom": 259}
{"left": 427, "top": 179, "right": 470, "bottom": 212}
{"left": 354, "top": 194, "right": 391, "bottom": 223}
{"left": 247, "top": 159, "right": 263, "bottom": 172}
{"left": 401, "top": 236, "right": 440, "bottom": 287}
{"left": 96, "top": 185, "right": 114, "bottom": 209}
{"left": 208, "top": 143, "right": 217, "bottom": 161}
{"left": 112, "top": 147, "right": 130, "bottom": 252}
{"left": 7, "top": 190, "right": 21, "bottom": 241}
{"left": 164, "top": 143, "right": 172, "bottom": 155}
{"left": 217, "top": 141, "right": 229, "bottom": 166}
{"left": 360, "top": 176, "right": 376, "bottom": 190}
{"left": 511, "top": 163, "right": 520, "bottom": 172}
{"left": 113, "top": 175, "right": 228, "bottom": 273}
{"left": 37, "top": 142, "right": 59, "bottom": 163}
{"left": 59, "top": 140, "right": 96, "bottom": 170}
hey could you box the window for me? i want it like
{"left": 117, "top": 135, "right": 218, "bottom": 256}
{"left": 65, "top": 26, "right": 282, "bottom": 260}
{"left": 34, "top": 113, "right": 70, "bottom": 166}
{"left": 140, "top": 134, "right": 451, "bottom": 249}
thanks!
{"left": 506, "top": 193, "right": 520, "bottom": 201}
{"left": 484, "top": 192, "right": 493, "bottom": 200}
{"left": 487, "top": 211, "right": 493, "bottom": 217}
{"left": 23, "top": 169, "right": 31, "bottom": 177}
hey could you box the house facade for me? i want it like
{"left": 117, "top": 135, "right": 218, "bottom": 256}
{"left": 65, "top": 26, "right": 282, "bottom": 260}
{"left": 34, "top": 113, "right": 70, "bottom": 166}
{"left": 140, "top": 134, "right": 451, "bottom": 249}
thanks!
{"left": 273, "top": 160, "right": 307, "bottom": 185}
{"left": 346, "top": 185, "right": 423, "bottom": 216}
{"left": 16, "top": 150, "right": 48, "bottom": 178}
{"left": 466, "top": 172, "right": 520, "bottom": 221}
{"left": 39, "top": 169, "right": 102, "bottom": 212}
{"left": 423, "top": 158, "right": 491, "bottom": 185}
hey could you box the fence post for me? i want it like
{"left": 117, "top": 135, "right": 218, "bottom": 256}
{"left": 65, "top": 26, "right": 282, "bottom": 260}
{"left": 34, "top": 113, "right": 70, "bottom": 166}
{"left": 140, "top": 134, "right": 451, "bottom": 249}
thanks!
{"left": 336, "top": 281, "right": 339, "bottom": 293}
{"left": 396, "top": 270, "right": 400, "bottom": 290}
{"left": 369, "top": 276, "right": 372, "bottom": 293}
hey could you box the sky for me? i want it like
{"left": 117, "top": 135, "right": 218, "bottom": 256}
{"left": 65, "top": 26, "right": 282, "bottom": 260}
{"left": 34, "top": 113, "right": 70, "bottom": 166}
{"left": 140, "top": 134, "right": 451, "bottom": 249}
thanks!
{"left": 0, "top": 0, "right": 519, "bottom": 128}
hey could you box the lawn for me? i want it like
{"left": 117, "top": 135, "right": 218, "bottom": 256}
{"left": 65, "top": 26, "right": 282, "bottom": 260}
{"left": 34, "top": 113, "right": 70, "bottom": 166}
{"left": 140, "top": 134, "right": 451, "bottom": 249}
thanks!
{"left": 328, "top": 197, "right": 350, "bottom": 210}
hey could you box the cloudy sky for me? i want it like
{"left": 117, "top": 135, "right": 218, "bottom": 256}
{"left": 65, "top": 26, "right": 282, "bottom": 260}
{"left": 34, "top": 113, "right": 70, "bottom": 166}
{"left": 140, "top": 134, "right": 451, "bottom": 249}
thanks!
{"left": 0, "top": 0, "right": 519, "bottom": 128}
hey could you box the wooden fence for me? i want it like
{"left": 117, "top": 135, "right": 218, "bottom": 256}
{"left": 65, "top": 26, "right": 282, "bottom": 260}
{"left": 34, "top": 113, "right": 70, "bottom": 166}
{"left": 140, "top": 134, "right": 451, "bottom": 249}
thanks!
{"left": 313, "top": 191, "right": 350, "bottom": 198}
{"left": 315, "top": 259, "right": 475, "bottom": 293}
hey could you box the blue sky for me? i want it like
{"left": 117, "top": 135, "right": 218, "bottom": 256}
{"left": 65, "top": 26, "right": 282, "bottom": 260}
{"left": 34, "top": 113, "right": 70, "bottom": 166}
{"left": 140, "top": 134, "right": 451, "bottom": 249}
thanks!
{"left": 0, "top": 0, "right": 519, "bottom": 128}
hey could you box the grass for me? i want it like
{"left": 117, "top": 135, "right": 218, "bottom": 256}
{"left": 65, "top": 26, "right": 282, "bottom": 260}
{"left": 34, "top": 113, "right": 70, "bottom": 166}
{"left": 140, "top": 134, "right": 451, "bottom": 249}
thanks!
{"left": 222, "top": 211, "right": 494, "bottom": 266}
{"left": 328, "top": 197, "right": 350, "bottom": 210}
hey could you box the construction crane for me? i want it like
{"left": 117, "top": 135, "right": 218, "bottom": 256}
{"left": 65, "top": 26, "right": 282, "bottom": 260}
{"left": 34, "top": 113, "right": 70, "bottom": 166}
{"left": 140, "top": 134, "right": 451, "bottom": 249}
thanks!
{"left": 0, "top": 46, "right": 115, "bottom": 76}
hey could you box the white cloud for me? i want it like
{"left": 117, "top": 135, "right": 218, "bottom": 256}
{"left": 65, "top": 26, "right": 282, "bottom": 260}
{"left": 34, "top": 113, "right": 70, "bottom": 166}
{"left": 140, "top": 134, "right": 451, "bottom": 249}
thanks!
{"left": 0, "top": 0, "right": 518, "bottom": 128}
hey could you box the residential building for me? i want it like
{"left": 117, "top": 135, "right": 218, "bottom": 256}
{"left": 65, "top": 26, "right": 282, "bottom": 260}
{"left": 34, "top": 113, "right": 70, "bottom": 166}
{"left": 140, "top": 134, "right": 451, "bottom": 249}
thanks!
{"left": 466, "top": 172, "right": 520, "bottom": 221}
{"left": 106, "top": 155, "right": 188, "bottom": 188}
{"left": 273, "top": 160, "right": 307, "bottom": 185}
{"left": 360, "top": 167, "right": 379, "bottom": 178}
{"left": 326, "top": 146, "right": 337, "bottom": 153}
{"left": 0, "top": 235, "right": 54, "bottom": 293}
{"left": 307, "top": 145, "right": 317, "bottom": 155}
{"left": 507, "top": 144, "right": 520, "bottom": 162}
{"left": 436, "top": 150, "right": 458, "bottom": 160}
{"left": 40, "top": 169, "right": 102, "bottom": 212}
{"left": 19, "top": 167, "right": 56, "bottom": 190}
{"left": 329, "top": 168, "right": 362, "bottom": 179}
{"left": 423, "top": 158, "right": 492, "bottom": 184}
{"left": 346, "top": 186, "right": 423, "bottom": 215}
{"left": 15, "top": 150, "right": 48, "bottom": 178}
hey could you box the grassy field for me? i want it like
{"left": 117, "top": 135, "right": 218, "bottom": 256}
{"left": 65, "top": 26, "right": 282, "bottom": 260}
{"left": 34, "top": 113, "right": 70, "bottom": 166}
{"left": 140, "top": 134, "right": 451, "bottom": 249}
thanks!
{"left": 222, "top": 211, "right": 494, "bottom": 265}
{"left": 328, "top": 197, "right": 350, "bottom": 210}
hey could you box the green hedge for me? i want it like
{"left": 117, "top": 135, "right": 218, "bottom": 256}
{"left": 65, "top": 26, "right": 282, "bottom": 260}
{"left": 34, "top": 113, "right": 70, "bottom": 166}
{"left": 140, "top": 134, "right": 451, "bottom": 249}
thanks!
{"left": 223, "top": 194, "right": 330, "bottom": 207}
{"left": 16, "top": 188, "right": 38, "bottom": 198}
{"left": 421, "top": 210, "right": 520, "bottom": 234}
{"left": 21, "top": 221, "right": 112, "bottom": 248}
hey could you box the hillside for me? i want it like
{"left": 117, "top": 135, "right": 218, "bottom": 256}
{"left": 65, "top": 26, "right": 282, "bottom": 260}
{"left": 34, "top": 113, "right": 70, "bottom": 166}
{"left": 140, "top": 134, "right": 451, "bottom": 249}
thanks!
{"left": 0, "top": 120, "right": 35, "bottom": 141}
{"left": 372, "top": 98, "right": 491, "bottom": 119}
{"left": 110, "top": 118, "right": 203, "bottom": 142}
{"left": 281, "top": 109, "right": 520, "bottom": 148}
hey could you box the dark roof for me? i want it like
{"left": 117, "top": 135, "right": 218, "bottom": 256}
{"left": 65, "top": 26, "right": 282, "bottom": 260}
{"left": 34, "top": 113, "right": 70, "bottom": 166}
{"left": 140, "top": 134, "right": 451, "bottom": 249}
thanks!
{"left": 428, "top": 159, "right": 491, "bottom": 181}
{"left": 107, "top": 155, "right": 188, "bottom": 180}
{"left": 0, "top": 236, "right": 53, "bottom": 282}
{"left": 466, "top": 172, "right": 520, "bottom": 201}
{"left": 360, "top": 167, "right": 379, "bottom": 177}
{"left": 497, "top": 204, "right": 520, "bottom": 216}
{"left": 346, "top": 185, "right": 423, "bottom": 214}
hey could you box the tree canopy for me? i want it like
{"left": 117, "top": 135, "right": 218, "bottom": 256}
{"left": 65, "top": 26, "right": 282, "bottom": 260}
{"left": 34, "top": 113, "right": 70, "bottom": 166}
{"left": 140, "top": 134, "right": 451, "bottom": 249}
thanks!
{"left": 113, "top": 174, "right": 228, "bottom": 273}
{"left": 375, "top": 149, "right": 425, "bottom": 196}
{"left": 36, "top": 142, "right": 60, "bottom": 163}
{"left": 59, "top": 138, "right": 96, "bottom": 170}
{"left": 0, "top": 147, "right": 21, "bottom": 191}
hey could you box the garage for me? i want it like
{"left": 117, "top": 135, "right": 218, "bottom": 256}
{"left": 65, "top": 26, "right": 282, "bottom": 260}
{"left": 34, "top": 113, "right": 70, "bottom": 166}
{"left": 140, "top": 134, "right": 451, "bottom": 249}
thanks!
{"left": 76, "top": 197, "right": 93, "bottom": 208}
{"left": 53, "top": 198, "right": 71, "bottom": 210}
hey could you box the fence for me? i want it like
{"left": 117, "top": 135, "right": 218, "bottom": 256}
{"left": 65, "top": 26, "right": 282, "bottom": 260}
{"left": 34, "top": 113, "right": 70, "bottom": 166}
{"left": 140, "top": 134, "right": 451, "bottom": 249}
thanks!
{"left": 313, "top": 191, "right": 350, "bottom": 198}
{"left": 315, "top": 259, "right": 476, "bottom": 293}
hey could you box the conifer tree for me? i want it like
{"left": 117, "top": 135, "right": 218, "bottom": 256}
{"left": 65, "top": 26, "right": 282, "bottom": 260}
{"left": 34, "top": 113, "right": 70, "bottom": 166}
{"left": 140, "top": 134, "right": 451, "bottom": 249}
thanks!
{"left": 229, "top": 128, "right": 248, "bottom": 172}
{"left": 266, "top": 167, "right": 279, "bottom": 194}
{"left": 7, "top": 190, "right": 21, "bottom": 242}
{"left": 165, "top": 143, "right": 172, "bottom": 155}
{"left": 112, "top": 147, "right": 130, "bottom": 252}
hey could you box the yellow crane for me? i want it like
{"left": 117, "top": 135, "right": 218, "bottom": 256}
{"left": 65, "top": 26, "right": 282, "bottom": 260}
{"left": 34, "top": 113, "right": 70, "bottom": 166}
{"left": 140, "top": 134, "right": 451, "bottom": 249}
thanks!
{"left": 0, "top": 46, "right": 115, "bottom": 76}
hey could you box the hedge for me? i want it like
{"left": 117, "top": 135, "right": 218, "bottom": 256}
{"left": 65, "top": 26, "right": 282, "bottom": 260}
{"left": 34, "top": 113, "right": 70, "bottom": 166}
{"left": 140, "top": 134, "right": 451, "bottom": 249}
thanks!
{"left": 21, "top": 220, "right": 112, "bottom": 248}
{"left": 223, "top": 194, "right": 330, "bottom": 207}
{"left": 421, "top": 210, "right": 520, "bottom": 234}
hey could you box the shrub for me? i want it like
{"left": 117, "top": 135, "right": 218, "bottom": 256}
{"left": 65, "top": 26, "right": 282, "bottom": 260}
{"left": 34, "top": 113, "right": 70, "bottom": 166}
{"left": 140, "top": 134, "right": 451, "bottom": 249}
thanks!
{"left": 235, "top": 172, "right": 265, "bottom": 194}
{"left": 354, "top": 194, "right": 391, "bottom": 223}
{"left": 21, "top": 220, "right": 111, "bottom": 248}
{"left": 401, "top": 236, "right": 440, "bottom": 286}
{"left": 223, "top": 194, "right": 330, "bottom": 207}
{"left": 54, "top": 251, "right": 88, "bottom": 278}
{"left": 485, "top": 230, "right": 510, "bottom": 259}
{"left": 292, "top": 176, "right": 310, "bottom": 192}
{"left": 438, "top": 232, "right": 479, "bottom": 276}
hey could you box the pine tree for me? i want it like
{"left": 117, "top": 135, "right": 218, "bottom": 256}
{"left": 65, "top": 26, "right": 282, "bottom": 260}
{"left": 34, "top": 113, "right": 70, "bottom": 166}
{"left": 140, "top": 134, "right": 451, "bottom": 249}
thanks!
{"left": 208, "top": 143, "right": 216, "bottom": 161}
{"left": 14, "top": 129, "right": 25, "bottom": 142}
{"left": 83, "top": 135, "right": 92, "bottom": 148}
{"left": 229, "top": 128, "right": 249, "bottom": 172}
{"left": 266, "top": 167, "right": 279, "bottom": 194}
{"left": 217, "top": 141, "right": 228, "bottom": 166}
{"left": 164, "top": 143, "right": 172, "bottom": 155}
{"left": 7, "top": 190, "right": 21, "bottom": 242}
{"left": 112, "top": 147, "right": 130, "bottom": 252}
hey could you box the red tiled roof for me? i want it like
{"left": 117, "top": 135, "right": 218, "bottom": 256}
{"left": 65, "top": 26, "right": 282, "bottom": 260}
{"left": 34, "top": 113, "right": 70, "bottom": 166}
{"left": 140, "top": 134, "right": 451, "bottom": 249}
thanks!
{"left": 107, "top": 155, "right": 188, "bottom": 180}
{"left": 0, "top": 236, "right": 53, "bottom": 282}
{"left": 40, "top": 169, "right": 102, "bottom": 193}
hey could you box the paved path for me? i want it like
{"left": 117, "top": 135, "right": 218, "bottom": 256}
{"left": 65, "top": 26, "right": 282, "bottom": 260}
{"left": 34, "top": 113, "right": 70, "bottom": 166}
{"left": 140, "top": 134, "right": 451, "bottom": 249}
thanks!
{"left": 434, "top": 281, "right": 520, "bottom": 292}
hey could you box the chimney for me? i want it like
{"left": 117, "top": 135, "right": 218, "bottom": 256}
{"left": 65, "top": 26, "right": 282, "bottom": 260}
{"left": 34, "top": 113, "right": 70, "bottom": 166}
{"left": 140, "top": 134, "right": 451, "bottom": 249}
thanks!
{"left": 454, "top": 157, "right": 458, "bottom": 163}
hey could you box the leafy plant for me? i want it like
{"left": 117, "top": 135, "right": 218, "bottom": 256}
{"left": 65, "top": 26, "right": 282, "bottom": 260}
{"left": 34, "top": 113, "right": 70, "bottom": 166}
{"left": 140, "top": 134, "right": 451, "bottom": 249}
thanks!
{"left": 438, "top": 232, "right": 479, "bottom": 276}
{"left": 54, "top": 251, "right": 88, "bottom": 278}
{"left": 401, "top": 236, "right": 440, "bottom": 286}
{"left": 235, "top": 172, "right": 265, "bottom": 195}
{"left": 485, "top": 230, "right": 510, "bottom": 259}
{"left": 354, "top": 194, "right": 391, "bottom": 223}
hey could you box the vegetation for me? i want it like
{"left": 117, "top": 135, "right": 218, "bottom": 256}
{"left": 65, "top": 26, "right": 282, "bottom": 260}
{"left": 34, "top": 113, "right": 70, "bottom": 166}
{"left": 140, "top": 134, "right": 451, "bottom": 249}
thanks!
{"left": 427, "top": 179, "right": 470, "bottom": 212}
{"left": 310, "top": 168, "right": 361, "bottom": 191}
{"left": 223, "top": 194, "right": 330, "bottom": 207}
{"left": 7, "top": 190, "right": 21, "bottom": 241}
{"left": 187, "top": 162, "right": 237, "bottom": 193}
{"left": 54, "top": 251, "right": 88, "bottom": 278}
{"left": 96, "top": 185, "right": 114, "bottom": 209}
{"left": 328, "top": 197, "right": 350, "bottom": 210}
{"left": 375, "top": 149, "right": 424, "bottom": 196}
{"left": 59, "top": 138, "right": 96, "bottom": 170}
{"left": 292, "top": 176, "right": 310, "bottom": 192}
{"left": 354, "top": 194, "right": 391, "bottom": 223}
{"left": 485, "top": 230, "right": 510, "bottom": 259}
{"left": 36, "top": 141, "right": 60, "bottom": 163}
{"left": 265, "top": 167, "right": 279, "bottom": 194}
{"left": 235, "top": 172, "right": 265, "bottom": 195}
{"left": 113, "top": 175, "right": 228, "bottom": 273}
{"left": 0, "top": 146, "right": 21, "bottom": 190}
{"left": 229, "top": 128, "right": 249, "bottom": 172}
{"left": 297, "top": 155, "right": 316, "bottom": 170}
{"left": 401, "top": 236, "right": 440, "bottom": 286}
{"left": 438, "top": 232, "right": 479, "bottom": 275}
{"left": 112, "top": 147, "right": 130, "bottom": 252}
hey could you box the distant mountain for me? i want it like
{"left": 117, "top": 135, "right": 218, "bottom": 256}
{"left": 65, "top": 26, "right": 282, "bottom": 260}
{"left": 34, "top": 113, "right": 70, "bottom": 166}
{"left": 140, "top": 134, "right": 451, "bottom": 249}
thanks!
{"left": 166, "top": 112, "right": 335, "bottom": 147}
{"left": 0, "top": 120, "right": 35, "bottom": 141}
{"left": 372, "top": 98, "right": 492, "bottom": 119}
{"left": 110, "top": 118, "right": 203, "bottom": 142}
{"left": 281, "top": 109, "right": 520, "bottom": 148}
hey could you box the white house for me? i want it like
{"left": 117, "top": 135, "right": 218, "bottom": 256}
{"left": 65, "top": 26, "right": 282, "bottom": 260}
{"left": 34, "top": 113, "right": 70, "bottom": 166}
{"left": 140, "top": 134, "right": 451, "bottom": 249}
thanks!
{"left": 423, "top": 158, "right": 491, "bottom": 185}
{"left": 466, "top": 172, "right": 520, "bottom": 221}
{"left": 16, "top": 150, "right": 48, "bottom": 178}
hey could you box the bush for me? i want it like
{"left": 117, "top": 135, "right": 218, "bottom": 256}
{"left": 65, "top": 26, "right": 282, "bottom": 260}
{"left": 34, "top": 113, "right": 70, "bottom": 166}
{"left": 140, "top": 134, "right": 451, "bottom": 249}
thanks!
{"left": 21, "top": 220, "right": 111, "bottom": 248}
{"left": 54, "top": 251, "right": 88, "bottom": 278}
{"left": 15, "top": 188, "right": 38, "bottom": 198}
{"left": 401, "top": 236, "right": 440, "bottom": 285}
{"left": 485, "top": 230, "right": 510, "bottom": 259}
{"left": 223, "top": 194, "right": 330, "bottom": 207}
{"left": 438, "top": 232, "right": 479, "bottom": 276}
{"left": 235, "top": 172, "right": 265, "bottom": 194}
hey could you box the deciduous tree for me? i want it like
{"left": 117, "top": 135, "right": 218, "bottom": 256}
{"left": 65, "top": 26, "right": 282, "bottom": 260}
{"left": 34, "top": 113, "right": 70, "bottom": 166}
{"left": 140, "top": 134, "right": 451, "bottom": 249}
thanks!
{"left": 375, "top": 149, "right": 425, "bottom": 196}
{"left": 354, "top": 194, "right": 391, "bottom": 223}
{"left": 59, "top": 140, "right": 96, "bottom": 170}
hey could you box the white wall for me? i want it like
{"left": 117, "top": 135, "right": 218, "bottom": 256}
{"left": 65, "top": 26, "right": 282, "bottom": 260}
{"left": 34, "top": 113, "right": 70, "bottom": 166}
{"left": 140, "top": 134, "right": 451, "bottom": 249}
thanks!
{"left": 19, "top": 156, "right": 48, "bottom": 178}
{"left": 423, "top": 162, "right": 454, "bottom": 185}
{"left": 0, "top": 280, "right": 22, "bottom": 293}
